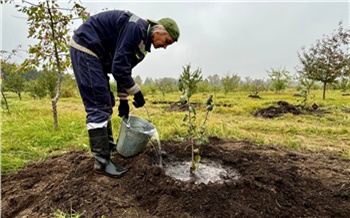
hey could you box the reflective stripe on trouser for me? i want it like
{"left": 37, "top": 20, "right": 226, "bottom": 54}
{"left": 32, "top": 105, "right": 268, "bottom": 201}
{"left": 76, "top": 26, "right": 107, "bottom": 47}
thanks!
{"left": 70, "top": 47, "right": 115, "bottom": 126}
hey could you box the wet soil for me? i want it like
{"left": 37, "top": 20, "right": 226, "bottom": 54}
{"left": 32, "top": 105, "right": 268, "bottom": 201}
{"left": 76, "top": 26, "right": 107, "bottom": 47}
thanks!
{"left": 2, "top": 138, "right": 350, "bottom": 217}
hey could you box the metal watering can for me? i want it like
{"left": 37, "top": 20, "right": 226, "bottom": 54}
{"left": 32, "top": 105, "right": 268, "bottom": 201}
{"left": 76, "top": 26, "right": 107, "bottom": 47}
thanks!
{"left": 116, "top": 115, "right": 156, "bottom": 157}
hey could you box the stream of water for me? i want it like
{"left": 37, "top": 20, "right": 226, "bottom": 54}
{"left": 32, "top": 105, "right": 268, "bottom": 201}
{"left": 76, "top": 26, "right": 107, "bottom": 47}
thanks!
{"left": 151, "top": 130, "right": 163, "bottom": 167}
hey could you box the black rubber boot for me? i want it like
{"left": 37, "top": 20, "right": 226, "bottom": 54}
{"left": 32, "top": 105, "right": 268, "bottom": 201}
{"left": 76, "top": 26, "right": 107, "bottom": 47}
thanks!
{"left": 107, "top": 121, "right": 117, "bottom": 152}
{"left": 88, "top": 127, "right": 128, "bottom": 178}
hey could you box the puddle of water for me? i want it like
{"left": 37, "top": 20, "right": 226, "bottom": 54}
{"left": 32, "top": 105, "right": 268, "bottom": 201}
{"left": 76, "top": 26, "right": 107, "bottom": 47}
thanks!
{"left": 164, "top": 159, "right": 240, "bottom": 185}
{"left": 146, "top": 124, "right": 238, "bottom": 184}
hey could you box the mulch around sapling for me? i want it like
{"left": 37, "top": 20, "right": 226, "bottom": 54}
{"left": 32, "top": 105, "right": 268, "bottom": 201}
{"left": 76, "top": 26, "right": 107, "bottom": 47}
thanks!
{"left": 2, "top": 137, "right": 350, "bottom": 217}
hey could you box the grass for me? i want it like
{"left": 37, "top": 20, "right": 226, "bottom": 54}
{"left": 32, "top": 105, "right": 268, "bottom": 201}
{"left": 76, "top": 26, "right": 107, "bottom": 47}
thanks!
{"left": 1, "top": 89, "right": 350, "bottom": 174}
{"left": 53, "top": 210, "right": 83, "bottom": 218}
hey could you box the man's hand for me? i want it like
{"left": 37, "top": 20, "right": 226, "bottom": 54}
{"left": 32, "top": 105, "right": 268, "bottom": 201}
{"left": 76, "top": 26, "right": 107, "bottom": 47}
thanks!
{"left": 118, "top": 99, "right": 129, "bottom": 118}
{"left": 132, "top": 90, "right": 145, "bottom": 108}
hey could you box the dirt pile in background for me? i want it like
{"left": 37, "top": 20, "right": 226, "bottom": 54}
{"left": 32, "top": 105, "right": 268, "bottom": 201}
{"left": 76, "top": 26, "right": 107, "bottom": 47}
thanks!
{"left": 254, "top": 101, "right": 302, "bottom": 118}
{"left": 2, "top": 138, "right": 350, "bottom": 217}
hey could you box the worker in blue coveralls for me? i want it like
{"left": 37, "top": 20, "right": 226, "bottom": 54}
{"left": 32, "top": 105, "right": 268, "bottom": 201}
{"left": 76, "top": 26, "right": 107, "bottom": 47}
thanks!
{"left": 69, "top": 10, "right": 180, "bottom": 178}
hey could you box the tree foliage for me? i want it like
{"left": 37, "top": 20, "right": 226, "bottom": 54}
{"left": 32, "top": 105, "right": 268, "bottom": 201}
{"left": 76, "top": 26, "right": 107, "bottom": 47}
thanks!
{"left": 179, "top": 64, "right": 203, "bottom": 98}
{"left": 3, "top": 71, "right": 25, "bottom": 100}
{"left": 333, "top": 77, "right": 350, "bottom": 92}
{"left": 15, "top": 0, "right": 89, "bottom": 129}
{"left": 207, "top": 74, "right": 221, "bottom": 86}
{"left": 297, "top": 21, "right": 350, "bottom": 99}
{"left": 297, "top": 75, "right": 316, "bottom": 94}
{"left": 267, "top": 67, "right": 291, "bottom": 93}
{"left": 37, "top": 68, "right": 57, "bottom": 98}
{"left": 25, "top": 79, "right": 47, "bottom": 99}
{"left": 221, "top": 72, "right": 240, "bottom": 95}
{"left": 155, "top": 77, "right": 177, "bottom": 96}
{"left": 0, "top": 46, "right": 27, "bottom": 112}
{"left": 133, "top": 75, "right": 143, "bottom": 86}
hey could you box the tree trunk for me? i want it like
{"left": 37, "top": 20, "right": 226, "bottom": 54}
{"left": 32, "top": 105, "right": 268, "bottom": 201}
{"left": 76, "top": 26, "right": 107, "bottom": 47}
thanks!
{"left": 323, "top": 81, "right": 327, "bottom": 100}
{"left": 52, "top": 55, "right": 62, "bottom": 131}
{"left": 1, "top": 90, "right": 11, "bottom": 114}
{"left": 47, "top": 1, "right": 61, "bottom": 131}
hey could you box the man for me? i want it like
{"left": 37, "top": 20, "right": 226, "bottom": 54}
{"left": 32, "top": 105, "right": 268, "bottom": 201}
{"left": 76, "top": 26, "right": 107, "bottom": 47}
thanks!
{"left": 69, "top": 10, "right": 180, "bottom": 178}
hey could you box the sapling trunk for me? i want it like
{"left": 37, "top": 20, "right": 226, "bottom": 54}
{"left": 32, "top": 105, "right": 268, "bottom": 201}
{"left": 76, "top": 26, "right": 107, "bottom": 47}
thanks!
{"left": 190, "top": 138, "right": 195, "bottom": 172}
{"left": 188, "top": 100, "right": 196, "bottom": 173}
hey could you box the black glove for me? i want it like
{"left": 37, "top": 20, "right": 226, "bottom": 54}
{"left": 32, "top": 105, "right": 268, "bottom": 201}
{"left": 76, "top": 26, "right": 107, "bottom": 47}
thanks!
{"left": 118, "top": 99, "right": 129, "bottom": 118}
{"left": 132, "top": 90, "right": 145, "bottom": 108}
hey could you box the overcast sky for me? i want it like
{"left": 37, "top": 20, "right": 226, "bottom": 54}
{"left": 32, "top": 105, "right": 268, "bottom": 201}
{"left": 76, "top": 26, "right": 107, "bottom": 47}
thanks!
{"left": 1, "top": 1, "right": 349, "bottom": 81}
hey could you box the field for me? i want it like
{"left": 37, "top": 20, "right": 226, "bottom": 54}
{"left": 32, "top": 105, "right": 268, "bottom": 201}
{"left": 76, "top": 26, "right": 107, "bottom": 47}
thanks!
{"left": 1, "top": 90, "right": 350, "bottom": 217}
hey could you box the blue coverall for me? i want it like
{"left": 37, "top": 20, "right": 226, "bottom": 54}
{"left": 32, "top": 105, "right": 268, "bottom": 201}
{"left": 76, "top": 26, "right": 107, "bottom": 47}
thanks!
{"left": 69, "top": 10, "right": 152, "bottom": 126}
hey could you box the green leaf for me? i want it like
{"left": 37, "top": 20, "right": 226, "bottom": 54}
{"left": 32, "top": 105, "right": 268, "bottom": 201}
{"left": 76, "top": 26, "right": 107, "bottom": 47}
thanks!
{"left": 206, "top": 95, "right": 213, "bottom": 105}
{"left": 185, "top": 88, "right": 192, "bottom": 98}
{"left": 189, "top": 105, "right": 196, "bottom": 115}
{"left": 194, "top": 163, "right": 199, "bottom": 170}
{"left": 206, "top": 104, "right": 213, "bottom": 111}
{"left": 178, "top": 80, "right": 184, "bottom": 92}
{"left": 182, "top": 114, "right": 188, "bottom": 122}
{"left": 195, "top": 155, "right": 201, "bottom": 163}
{"left": 179, "top": 95, "right": 187, "bottom": 105}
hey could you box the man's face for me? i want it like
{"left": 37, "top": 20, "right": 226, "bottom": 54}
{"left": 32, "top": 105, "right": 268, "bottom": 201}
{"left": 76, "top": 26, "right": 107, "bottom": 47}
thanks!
{"left": 152, "top": 33, "right": 174, "bottom": 49}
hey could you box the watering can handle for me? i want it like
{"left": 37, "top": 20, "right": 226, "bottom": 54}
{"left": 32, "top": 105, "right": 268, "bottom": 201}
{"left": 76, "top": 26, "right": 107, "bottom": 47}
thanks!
{"left": 130, "top": 104, "right": 151, "bottom": 122}
{"left": 123, "top": 115, "right": 131, "bottom": 128}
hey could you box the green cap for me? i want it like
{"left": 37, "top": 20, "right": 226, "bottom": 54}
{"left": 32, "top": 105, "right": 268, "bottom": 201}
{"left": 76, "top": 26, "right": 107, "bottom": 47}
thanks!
{"left": 148, "top": 18, "right": 180, "bottom": 42}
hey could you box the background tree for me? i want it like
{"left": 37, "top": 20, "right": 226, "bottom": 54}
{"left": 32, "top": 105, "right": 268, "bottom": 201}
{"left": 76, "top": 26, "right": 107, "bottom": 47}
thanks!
{"left": 221, "top": 72, "right": 240, "bottom": 95}
{"left": 333, "top": 77, "right": 350, "bottom": 92}
{"left": 143, "top": 77, "right": 154, "bottom": 85}
{"left": 297, "top": 21, "right": 350, "bottom": 99}
{"left": 25, "top": 79, "right": 47, "bottom": 99}
{"left": 251, "top": 78, "right": 267, "bottom": 95}
{"left": 296, "top": 75, "right": 316, "bottom": 94}
{"left": 142, "top": 83, "right": 157, "bottom": 96}
{"left": 207, "top": 74, "right": 221, "bottom": 86}
{"left": 16, "top": 0, "right": 89, "bottom": 130}
{"left": 241, "top": 76, "right": 253, "bottom": 92}
{"left": 22, "top": 69, "right": 40, "bottom": 81}
{"left": 0, "top": 47, "right": 25, "bottom": 113}
{"left": 60, "top": 73, "right": 79, "bottom": 98}
{"left": 37, "top": 68, "right": 57, "bottom": 98}
{"left": 3, "top": 71, "right": 25, "bottom": 100}
{"left": 155, "top": 77, "right": 177, "bottom": 96}
{"left": 196, "top": 80, "right": 211, "bottom": 93}
{"left": 134, "top": 75, "right": 143, "bottom": 86}
{"left": 267, "top": 67, "right": 291, "bottom": 93}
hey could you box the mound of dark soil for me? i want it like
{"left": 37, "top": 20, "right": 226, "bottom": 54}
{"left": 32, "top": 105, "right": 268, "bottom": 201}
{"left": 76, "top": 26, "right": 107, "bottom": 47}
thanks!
{"left": 254, "top": 101, "right": 303, "bottom": 118}
{"left": 2, "top": 138, "right": 350, "bottom": 217}
{"left": 169, "top": 102, "right": 189, "bottom": 112}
